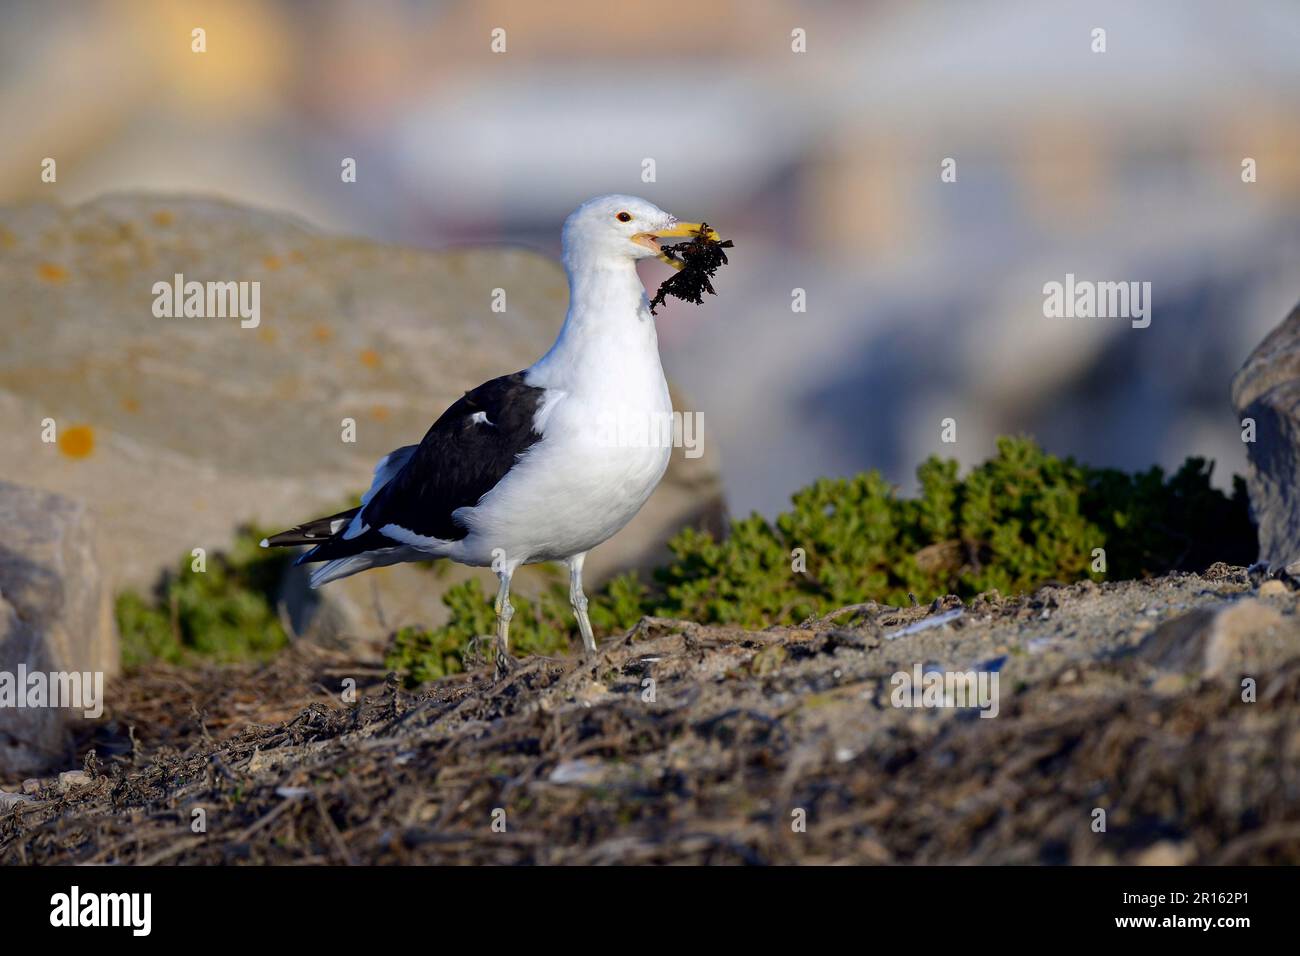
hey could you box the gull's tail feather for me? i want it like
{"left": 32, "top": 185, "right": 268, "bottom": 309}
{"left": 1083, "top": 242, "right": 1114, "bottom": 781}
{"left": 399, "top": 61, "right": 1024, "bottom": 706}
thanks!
{"left": 307, "top": 547, "right": 416, "bottom": 588}
{"left": 308, "top": 554, "right": 377, "bottom": 589}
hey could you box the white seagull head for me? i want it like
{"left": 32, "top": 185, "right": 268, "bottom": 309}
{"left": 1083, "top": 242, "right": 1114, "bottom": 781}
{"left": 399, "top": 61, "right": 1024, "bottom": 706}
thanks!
{"left": 561, "top": 194, "right": 716, "bottom": 269}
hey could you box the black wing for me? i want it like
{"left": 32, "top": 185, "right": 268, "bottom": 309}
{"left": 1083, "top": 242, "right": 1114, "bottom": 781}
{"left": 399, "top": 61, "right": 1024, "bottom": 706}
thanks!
{"left": 296, "top": 371, "right": 547, "bottom": 565}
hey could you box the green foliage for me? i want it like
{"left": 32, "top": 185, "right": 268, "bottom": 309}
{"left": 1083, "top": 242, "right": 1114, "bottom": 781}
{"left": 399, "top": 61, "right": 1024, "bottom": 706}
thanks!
{"left": 1083, "top": 460, "right": 1257, "bottom": 579}
{"left": 116, "top": 528, "right": 291, "bottom": 668}
{"left": 386, "top": 437, "right": 1256, "bottom": 682}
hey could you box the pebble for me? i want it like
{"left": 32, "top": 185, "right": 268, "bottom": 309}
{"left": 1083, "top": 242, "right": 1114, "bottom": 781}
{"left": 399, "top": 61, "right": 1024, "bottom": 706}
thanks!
{"left": 1257, "top": 579, "right": 1287, "bottom": 597}
{"left": 58, "top": 770, "right": 92, "bottom": 791}
{"left": 549, "top": 758, "right": 606, "bottom": 786}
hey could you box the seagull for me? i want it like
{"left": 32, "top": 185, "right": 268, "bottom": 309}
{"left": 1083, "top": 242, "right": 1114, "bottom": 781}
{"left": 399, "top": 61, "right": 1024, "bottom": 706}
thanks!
{"left": 262, "top": 195, "right": 718, "bottom": 672}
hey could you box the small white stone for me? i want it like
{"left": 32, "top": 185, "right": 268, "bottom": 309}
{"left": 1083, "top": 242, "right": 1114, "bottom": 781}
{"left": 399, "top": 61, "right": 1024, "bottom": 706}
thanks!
{"left": 549, "top": 759, "right": 605, "bottom": 785}
{"left": 58, "top": 770, "right": 92, "bottom": 791}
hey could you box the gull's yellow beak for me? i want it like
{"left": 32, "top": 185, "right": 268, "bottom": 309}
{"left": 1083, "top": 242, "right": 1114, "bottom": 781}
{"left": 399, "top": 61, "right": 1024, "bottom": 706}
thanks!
{"left": 634, "top": 222, "right": 720, "bottom": 270}
{"left": 653, "top": 221, "right": 719, "bottom": 241}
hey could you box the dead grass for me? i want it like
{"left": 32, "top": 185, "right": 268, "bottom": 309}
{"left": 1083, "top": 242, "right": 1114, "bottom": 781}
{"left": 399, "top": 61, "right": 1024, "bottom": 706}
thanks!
{"left": 3, "top": 569, "right": 1298, "bottom": 865}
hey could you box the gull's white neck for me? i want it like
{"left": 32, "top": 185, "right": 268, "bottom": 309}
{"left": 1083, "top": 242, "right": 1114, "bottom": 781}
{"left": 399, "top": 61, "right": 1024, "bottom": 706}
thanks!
{"left": 528, "top": 251, "right": 665, "bottom": 397}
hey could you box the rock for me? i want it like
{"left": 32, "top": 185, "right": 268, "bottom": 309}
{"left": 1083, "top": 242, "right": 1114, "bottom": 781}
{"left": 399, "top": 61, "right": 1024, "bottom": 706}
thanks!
{"left": 0, "top": 790, "right": 36, "bottom": 810}
{"left": 0, "top": 481, "right": 118, "bottom": 778}
{"left": 1231, "top": 300, "right": 1300, "bottom": 567}
{"left": 1133, "top": 598, "right": 1299, "bottom": 681}
{"left": 1257, "top": 579, "right": 1288, "bottom": 597}
{"left": 548, "top": 758, "right": 608, "bottom": 786}
{"left": 0, "top": 196, "right": 725, "bottom": 655}
{"left": 21, "top": 778, "right": 41, "bottom": 795}
{"left": 57, "top": 770, "right": 92, "bottom": 791}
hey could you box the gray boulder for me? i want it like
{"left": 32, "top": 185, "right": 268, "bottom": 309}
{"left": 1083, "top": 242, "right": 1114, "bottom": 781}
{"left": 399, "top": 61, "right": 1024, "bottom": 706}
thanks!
{"left": 0, "top": 195, "right": 725, "bottom": 655}
{"left": 0, "top": 481, "right": 118, "bottom": 778}
{"left": 1232, "top": 301, "right": 1300, "bottom": 567}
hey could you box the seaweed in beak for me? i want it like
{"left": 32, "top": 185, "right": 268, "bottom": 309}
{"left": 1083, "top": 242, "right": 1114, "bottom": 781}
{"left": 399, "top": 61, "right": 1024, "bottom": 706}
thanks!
{"left": 647, "top": 222, "right": 734, "bottom": 316}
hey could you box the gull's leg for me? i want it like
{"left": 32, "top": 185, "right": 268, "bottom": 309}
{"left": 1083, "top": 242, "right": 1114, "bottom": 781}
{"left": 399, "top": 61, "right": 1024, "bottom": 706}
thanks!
{"left": 494, "top": 564, "right": 517, "bottom": 677}
{"left": 567, "top": 552, "right": 598, "bottom": 656}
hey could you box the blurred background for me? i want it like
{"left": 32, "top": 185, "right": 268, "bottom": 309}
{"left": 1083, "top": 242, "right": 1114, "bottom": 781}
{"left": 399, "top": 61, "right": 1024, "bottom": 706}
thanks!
{"left": 4, "top": 0, "right": 1298, "bottom": 517}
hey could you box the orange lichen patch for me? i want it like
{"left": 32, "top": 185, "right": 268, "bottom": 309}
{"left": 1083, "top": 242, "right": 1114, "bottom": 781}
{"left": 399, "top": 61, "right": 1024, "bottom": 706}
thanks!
{"left": 370, "top": 405, "right": 391, "bottom": 422}
{"left": 312, "top": 324, "right": 334, "bottom": 343}
{"left": 288, "top": 250, "right": 305, "bottom": 264}
{"left": 151, "top": 210, "right": 174, "bottom": 227}
{"left": 262, "top": 254, "right": 283, "bottom": 271}
{"left": 121, "top": 396, "right": 141, "bottom": 414}
{"left": 359, "top": 348, "right": 382, "bottom": 369}
{"left": 58, "top": 424, "right": 95, "bottom": 458}
{"left": 38, "top": 262, "right": 69, "bottom": 283}
{"left": 258, "top": 326, "right": 278, "bottom": 344}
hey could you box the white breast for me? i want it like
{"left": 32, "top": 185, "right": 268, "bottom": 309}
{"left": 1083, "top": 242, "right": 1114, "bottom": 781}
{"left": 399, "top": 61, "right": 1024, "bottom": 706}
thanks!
{"left": 454, "top": 378, "right": 672, "bottom": 564}
{"left": 448, "top": 253, "right": 678, "bottom": 566}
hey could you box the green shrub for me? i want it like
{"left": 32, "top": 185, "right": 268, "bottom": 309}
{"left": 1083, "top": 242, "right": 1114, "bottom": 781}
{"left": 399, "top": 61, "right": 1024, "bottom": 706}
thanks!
{"left": 116, "top": 528, "right": 292, "bottom": 668}
{"left": 386, "top": 437, "right": 1256, "bottom": 680}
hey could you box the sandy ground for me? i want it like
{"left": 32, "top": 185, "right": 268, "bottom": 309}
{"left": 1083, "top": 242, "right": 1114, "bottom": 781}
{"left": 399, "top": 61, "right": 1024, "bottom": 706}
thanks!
{"left": 2, "top": 564, "right": 1297, "bottom": 864}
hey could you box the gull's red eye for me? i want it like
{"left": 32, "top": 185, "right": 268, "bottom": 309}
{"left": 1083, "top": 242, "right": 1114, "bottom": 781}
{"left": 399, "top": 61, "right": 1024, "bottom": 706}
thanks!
{"left": 616, "top": 211, "right": 632, "bottom": 222}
